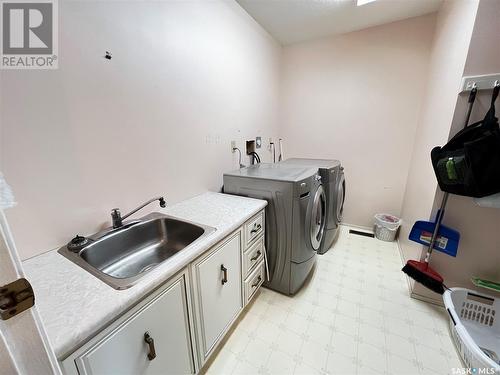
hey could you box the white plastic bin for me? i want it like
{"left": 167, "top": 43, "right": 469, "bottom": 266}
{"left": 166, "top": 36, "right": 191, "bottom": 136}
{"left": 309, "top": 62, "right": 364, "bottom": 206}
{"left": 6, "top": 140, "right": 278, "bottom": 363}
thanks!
{"left": 374, "top": 214, "right": 401, "bottom": 241}
{"left": 443, "top": 288, "right": 500, "bottom": 372}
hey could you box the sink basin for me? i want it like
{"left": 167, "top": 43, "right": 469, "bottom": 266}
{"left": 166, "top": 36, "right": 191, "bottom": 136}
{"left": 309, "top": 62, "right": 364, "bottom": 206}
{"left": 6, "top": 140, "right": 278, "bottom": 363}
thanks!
{"left": 58, "top": 213, "right": 215, "bottom": 289}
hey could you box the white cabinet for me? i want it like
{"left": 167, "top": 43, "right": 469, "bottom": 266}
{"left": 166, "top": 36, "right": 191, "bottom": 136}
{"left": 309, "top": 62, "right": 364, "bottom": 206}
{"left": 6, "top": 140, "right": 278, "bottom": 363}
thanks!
{"left": 191, "top": 231, "right": 243, "bottom": 363}
{"left": 62, "top": 271, "right": 196, "bottom": 375}
{"left": 60, "top": 209, "right": 266, "bottom": 375}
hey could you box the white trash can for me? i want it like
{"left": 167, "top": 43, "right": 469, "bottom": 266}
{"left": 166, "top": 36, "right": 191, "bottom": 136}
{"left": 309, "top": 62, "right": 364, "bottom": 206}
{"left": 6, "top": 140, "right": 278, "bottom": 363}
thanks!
{"left": 374, "top": 214, "right": 401, "bottom": 242}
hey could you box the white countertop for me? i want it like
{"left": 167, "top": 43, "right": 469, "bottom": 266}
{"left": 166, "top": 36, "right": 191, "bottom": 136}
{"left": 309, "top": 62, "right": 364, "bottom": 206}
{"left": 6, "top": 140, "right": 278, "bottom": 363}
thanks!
{"left": 23, "top": 192, "right": 267, "bottom": 359}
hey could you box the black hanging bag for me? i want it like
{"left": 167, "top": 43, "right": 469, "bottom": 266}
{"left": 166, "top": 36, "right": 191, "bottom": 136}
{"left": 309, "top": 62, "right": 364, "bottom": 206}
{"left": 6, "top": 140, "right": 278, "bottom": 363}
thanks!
{"left": 431, "top": 85, "right": 500, "bottom": 198}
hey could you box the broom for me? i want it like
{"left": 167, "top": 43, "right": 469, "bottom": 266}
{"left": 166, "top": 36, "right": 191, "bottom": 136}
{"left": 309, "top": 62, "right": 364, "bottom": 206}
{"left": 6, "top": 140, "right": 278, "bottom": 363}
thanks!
{"left": 402, "top": 194, "right": 448, "bottom": 294}
{"left": 402, "top": 86, "right": 478, "bottom": 295}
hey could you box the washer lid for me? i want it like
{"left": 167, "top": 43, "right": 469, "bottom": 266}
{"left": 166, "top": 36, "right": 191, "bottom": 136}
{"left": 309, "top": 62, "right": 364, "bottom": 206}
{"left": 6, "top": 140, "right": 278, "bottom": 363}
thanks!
{"left": 310, "top": 185, "right": 327, "bottom": 251}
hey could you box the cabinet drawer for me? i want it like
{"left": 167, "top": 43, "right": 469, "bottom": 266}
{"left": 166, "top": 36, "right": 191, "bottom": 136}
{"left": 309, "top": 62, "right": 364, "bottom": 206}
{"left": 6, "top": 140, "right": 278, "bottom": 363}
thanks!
{"left": 243, "top": 236, "right": 264, "bottom": 277}
{"left": 244, "top": 260, "right": 265, "bottom": 304}
{"left": 74, "top": 275, "right": 194, "bottom": 375}
{"left": 245, "top": 212, "right": 264, "bottom": 247}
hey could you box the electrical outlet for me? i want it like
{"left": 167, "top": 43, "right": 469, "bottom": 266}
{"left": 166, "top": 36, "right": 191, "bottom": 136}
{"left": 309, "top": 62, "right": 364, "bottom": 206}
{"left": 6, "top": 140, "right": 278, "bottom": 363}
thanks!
{"left": 231, "top": 140, "right": 236, "bottom": 152}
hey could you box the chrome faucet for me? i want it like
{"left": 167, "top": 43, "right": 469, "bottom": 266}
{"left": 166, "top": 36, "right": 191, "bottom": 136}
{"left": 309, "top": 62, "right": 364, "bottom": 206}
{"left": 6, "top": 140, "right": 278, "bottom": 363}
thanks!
{"left": 111, "top": 196, "right": 166, "bottom": 228}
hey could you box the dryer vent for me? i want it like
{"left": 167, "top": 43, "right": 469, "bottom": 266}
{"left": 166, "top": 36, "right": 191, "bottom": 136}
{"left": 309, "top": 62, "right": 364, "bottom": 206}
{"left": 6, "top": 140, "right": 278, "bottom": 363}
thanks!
{"left": 349, "top": 229, "right": 374, "bottom": 238}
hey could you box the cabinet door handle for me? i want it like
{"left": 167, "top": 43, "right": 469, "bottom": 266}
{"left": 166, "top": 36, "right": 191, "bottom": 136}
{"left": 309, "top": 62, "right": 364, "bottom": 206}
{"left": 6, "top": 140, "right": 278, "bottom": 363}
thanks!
{"left": 251, "top": 275, "right": 262, "bottom": 288}
{"left": 250, "top": 223, "right": 261, "bottom": 235}
{"left": 250, "top": 250, "right": 262, "bottom": 262}
{"left": 221, "top": 264, "right": 228, "bottom": 285}
{"left": 144, "top": 331, "right": 156, "bottom": 361}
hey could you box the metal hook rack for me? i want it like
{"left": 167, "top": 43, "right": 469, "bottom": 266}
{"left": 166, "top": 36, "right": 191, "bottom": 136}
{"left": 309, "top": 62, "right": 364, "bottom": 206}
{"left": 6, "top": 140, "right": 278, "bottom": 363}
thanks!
{"left": 460, "top": 73, "right": 500, "bottom": 93}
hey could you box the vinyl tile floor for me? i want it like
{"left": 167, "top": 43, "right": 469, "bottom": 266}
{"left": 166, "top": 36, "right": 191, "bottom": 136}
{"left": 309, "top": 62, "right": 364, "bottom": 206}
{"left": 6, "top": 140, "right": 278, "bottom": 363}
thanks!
{"left": 206, "top": 225, "right": 462, "bottom": 375}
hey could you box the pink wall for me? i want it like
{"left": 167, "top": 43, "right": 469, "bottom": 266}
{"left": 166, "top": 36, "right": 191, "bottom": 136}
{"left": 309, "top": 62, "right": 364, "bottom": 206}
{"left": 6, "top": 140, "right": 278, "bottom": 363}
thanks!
{"left": 398, "top": 0, "right": 479, "bottom": 288}
{"left": 0, "top": 0, "right": 282, "bottom": 260}
{"left": 412, "top": 0, "right": 500, "bottom": 301}
{"left": 279, "top": 15, "right": 436, "bottom": 227}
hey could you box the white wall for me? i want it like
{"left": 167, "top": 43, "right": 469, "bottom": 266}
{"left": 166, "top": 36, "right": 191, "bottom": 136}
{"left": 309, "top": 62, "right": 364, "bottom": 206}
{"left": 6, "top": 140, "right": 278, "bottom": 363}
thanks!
{"left": 398, "top": 0, "right": 479, "bottom": 275}
{"left": 0, "top": 0, "right": 282, "bottom": 260}
{"left": 279, "top": 15, "right": 436, "bottom": 227}
{"left": 410, "top": 0, "right": 500, "bottom": 301}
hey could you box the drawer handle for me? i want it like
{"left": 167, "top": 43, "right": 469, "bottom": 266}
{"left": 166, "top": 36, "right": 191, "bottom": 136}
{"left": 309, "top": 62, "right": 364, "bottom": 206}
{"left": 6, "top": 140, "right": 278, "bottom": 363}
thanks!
{"left": 221, "top": 264, "right": 228, "bottom": 285}
{"left": 251, "top": 275, "right": 262, "bottom": 288}
{"left": 144, "top": 332, "right": 156, "bottom": 361}
{"left": 250, "top": 223, "right": 262, "bottom": 235}
{"left": 250, "top": 250, "right": 262, "bottom": 262}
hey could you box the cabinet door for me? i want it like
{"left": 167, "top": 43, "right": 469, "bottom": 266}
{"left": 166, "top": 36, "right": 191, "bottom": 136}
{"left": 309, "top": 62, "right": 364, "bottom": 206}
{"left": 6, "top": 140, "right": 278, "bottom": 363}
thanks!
{"left": 194, "top": 233, "right": 242, "bottom": 358}
{"left": 75, "top": 276, "right": 194, "bottom": 375}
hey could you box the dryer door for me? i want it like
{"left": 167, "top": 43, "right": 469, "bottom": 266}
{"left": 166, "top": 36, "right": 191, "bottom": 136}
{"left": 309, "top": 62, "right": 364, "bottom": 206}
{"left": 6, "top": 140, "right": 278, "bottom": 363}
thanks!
{"left": 310, "top": 185, "right": 327, "bottom": 250}
{"left": 335, "top": 171, "right": 345, "bottom": 223}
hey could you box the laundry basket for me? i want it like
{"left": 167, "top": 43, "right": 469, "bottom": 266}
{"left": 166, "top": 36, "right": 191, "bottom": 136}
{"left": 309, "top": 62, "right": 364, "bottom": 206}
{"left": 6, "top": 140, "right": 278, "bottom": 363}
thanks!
{"left": 374, "top": 214, "right": 401, "bottom": 241}
{"left": 443, "top": 288, "right": 500, "bottom": 373}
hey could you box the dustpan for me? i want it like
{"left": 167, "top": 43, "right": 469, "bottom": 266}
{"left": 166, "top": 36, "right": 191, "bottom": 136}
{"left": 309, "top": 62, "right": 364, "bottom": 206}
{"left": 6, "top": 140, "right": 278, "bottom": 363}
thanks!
{"left": 409, "top": 209, "right": 460, "bottom": 257}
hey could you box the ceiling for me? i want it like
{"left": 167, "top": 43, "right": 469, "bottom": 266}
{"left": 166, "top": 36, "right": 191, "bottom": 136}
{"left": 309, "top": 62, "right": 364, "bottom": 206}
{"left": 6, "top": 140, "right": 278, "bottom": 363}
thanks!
{"left": 236, "top": 0, "right": 442, "bottom": 45}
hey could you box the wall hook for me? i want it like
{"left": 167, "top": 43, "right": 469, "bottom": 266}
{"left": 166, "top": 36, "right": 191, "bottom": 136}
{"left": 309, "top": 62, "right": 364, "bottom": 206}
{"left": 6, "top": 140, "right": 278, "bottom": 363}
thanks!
{"left": 104, "top": 51, "right": 112, "bottom": 60}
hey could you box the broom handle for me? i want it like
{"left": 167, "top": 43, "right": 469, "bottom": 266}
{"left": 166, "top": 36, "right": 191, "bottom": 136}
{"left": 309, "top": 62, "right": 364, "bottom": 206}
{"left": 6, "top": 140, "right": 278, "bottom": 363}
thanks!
{"left": 424, "top": 192, "right": 449, "bottom": 263}
{"left": 424, "top": 87, "right": 477, "bottom": 264}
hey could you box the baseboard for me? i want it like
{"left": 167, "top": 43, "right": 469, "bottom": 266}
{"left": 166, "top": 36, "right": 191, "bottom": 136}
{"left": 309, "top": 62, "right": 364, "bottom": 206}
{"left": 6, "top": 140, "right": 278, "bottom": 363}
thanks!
{"left": 410, "top": 291, "right": 444, "bottom": 307}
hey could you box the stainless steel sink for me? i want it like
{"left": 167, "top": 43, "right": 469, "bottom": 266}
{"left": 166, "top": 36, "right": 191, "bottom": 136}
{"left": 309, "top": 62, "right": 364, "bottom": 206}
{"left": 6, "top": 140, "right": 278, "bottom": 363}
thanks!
{"left": 58, "top": 213, "right": 215, "bottom": 289}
